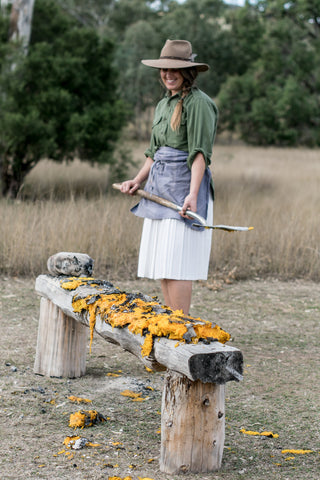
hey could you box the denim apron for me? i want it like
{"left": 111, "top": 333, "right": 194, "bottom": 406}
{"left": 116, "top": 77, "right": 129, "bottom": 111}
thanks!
{"left": 131, "top": 146, "right": 211, "bottom": 231}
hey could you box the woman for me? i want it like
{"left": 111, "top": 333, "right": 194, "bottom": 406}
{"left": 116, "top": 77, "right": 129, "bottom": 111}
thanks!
{"left": 120, "top": 39, "right": 218, "bottom": 314}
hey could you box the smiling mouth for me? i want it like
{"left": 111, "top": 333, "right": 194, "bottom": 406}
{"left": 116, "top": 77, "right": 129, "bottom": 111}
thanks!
{"left": 166, "top": 79, "right": 178, "bottom": 84}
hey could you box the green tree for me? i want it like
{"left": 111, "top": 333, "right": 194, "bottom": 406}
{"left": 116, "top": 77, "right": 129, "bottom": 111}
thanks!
{"left": 222, "top": 2, "right": 265, "bottom": 77}
{"left": 113, "top": 20, "right": 162, "bottom": 140}
{"left": 55, "top": 0, "right": 114, "bottom": 30}
{"left": 0, "top": 6, "right": 10, "bottom": 67}
{"left": 218, "top": 0, "right": 320, "bottom": 145}
{"left": 106, "top": 0, "right": 156, "bottom": 40}
{"left": 0, "top": 0, "right": 127, "bottom": 197}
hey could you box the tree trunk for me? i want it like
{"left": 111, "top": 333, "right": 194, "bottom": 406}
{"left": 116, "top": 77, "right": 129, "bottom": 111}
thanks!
{"left": 9, "top": 0, "right": 35, "bottom": 52}
{"left": 160, "top": 371, "right": 225, "bottom": 473}
{"left": 0, "top": 154, "right": 32, "bottom": 198}
{"left": 0, "top": 1, "right": 35, "bottom": 198}
{"left": 1, "top": 164, "right": 19, "bottom": 198}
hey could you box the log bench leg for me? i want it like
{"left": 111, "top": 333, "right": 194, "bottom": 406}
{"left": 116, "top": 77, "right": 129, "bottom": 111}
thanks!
{"left": 34, "top": 297, "right": 87, "bottom": 378}
{"left": 160, "top": 370, "right": 225, "bottom": 474}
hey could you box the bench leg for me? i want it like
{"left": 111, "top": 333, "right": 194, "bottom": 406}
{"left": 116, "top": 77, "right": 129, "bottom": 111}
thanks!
{"left": 160, "top": 370, "right": 225, "bottom": 474}
{"left": 34, "top": 297, "right": 87, "bottom": 378}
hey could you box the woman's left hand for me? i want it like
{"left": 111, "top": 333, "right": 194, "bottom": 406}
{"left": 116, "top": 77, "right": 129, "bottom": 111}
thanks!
{"left": 180, "top": 192, "right": 197, "bottom": 219}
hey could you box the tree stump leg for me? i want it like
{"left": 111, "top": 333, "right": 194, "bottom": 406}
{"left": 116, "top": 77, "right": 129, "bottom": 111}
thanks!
{"left": 34, "top": 297, "right": 87, "bottom": 378}
{"left": 160, "top": 370, "right": 225, "bottom": 474}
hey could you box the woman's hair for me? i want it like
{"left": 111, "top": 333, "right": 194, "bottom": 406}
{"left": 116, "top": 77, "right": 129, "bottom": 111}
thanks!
{"left": 161, "top": 67, "right": 198, "bottom": 131}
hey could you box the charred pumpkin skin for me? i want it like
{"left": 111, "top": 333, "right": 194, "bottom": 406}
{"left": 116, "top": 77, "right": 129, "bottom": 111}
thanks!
{"left": 61, "top": 277, "right": 231, "bottom": 357}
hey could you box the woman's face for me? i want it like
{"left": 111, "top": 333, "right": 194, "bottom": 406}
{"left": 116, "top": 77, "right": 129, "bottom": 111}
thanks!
{"left": 160, "top": 68, "right": 184, "bottom": 95}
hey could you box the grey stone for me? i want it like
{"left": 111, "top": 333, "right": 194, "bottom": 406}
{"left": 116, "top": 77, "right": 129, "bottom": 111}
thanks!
{"left": 47, "top": 252, "right": 94, "bottom": 277}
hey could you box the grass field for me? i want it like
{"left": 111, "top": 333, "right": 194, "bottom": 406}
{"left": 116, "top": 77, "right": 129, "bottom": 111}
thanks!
{"left": 1, "top": 143, "right": 319, "bottom": 281}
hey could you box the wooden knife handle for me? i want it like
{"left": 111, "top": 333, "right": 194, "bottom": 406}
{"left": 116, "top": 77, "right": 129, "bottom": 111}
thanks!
{"left": 112, "top": 183, "right": 181, "bottom": 212}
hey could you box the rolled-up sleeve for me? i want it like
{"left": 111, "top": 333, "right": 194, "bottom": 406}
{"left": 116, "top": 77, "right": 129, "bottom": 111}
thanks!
{"left": 186, "top": 93, "right": 218, "bottom": 168}
{"left": 144, "top": 139, "right": 156, "bottom": 159}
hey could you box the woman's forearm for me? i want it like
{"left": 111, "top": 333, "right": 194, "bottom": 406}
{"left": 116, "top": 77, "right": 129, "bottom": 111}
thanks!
{"left": 190, "top": 152, "right": 206, "bottom": 197}
{"left": 133, "top": 156, "right": 154, "bottom": 185}
{"left": 120, "top": 156, "right": 154, "bottom": 194}
{"left": 180, "top": 152, "right": 206, "bottom": 215}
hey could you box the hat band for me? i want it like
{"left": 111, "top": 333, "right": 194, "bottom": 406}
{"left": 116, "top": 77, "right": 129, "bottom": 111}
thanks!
{"left": 160, "top": 55, "right": 193, "bottom": 62}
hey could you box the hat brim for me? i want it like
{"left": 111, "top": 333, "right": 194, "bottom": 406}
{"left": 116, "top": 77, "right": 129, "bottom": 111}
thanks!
{"left": 141, "top": 59, "right": 209, "bottom": 72}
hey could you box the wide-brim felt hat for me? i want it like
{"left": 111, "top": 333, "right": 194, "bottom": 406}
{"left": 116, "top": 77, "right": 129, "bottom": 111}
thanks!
{"left": 141, "top": 39, "right": 209, "bottom": 72}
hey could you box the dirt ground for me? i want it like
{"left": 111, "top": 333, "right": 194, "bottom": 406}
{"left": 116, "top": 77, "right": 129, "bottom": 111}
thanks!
{"left": 0, "top": 276, "right": 319, "bottom": 480}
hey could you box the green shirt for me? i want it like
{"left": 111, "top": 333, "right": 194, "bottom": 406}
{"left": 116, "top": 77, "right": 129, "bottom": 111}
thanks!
{"left": 145, "top": 87, "right": 218, "bottom": 169}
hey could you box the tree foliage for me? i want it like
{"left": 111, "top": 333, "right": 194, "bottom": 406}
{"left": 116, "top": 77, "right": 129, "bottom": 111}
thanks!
{"left": 0, "top": 0, "right": 127, "bottom": 197}
{"left": 218, "top": 0, "right": 320, "bottom": 145}
{"left": 113, "top": 20, "right": 162, "bottom": 139}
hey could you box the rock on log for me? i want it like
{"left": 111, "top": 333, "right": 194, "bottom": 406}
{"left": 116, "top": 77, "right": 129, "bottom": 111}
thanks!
{"left": 34, "top": 275, "right": 243, "bottom": 383}
{"left": 47, "top": 252, "right": 94, "bottom": 277}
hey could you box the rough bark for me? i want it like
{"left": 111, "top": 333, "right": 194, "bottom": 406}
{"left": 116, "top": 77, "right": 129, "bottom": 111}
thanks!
{"left": 0, "top": 1, "right": 35, "bottom": 198}
{"left": 160, "top": 371, "right": 225, "bottom": 473}
{"left": 34, "top": 297, "right": 88, "bottom": 378}
{"left": 9, "top": 0, "right": 35, "bottom": 51}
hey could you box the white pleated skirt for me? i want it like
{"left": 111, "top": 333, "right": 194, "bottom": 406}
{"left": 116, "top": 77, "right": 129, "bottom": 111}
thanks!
{"left": 137, "top": 194, "right": 213, "bottom": 280}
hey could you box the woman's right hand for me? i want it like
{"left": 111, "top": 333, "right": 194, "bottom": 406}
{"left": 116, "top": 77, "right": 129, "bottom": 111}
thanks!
{"left": 119, "top": 157, "right": 154, "bottom": 195}
{"left": 120, "top": 179, "right": 140, "bottom": 195}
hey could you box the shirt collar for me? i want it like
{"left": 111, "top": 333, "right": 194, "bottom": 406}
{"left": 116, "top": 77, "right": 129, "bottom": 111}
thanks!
{"left": 165, "top": 87, "right": 197, "bottom": 100}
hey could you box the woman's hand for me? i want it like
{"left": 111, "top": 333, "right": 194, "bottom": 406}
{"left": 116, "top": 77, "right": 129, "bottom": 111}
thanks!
{"left": 120, "top": 179, "right": 140, "bottom": 195}
{"left": 119, "top": 157, "right": 154, "bottom": 196}
{"left": 180, "top": 192, "right": 197, "bottom": 218}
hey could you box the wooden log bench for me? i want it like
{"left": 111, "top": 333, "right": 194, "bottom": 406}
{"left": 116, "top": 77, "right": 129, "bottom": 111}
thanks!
{"left": 34, "top": 257, "right": 243, "bottom": 475}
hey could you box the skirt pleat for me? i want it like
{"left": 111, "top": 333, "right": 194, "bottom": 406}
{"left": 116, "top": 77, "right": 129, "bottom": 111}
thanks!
{"left": 137, "top": 195, "right": 213, "bottom": 280}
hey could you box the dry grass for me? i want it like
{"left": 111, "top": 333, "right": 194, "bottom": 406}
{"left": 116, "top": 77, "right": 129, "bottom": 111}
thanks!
{"left": 211, "top": 145, "right": 320, "bottom": 281}
{"left": 0, "top": 196, "right": 141, "bottom": 277}
{"left": 0, "top": 143, "right": 319, "bottom": 281}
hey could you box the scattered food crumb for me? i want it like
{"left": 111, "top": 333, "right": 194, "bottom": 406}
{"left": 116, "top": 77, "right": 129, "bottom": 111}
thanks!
{"left": 240, "top": 428, "right": 279, "bottom": 438}
{"left": 68, "top": 396, "right": 92, "bottom": 404}
{"left": 281, "top": 449, "right": 313, "bottom": 454}
{"left": 69, "top": 410, "right": 107, "bottom": 428}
